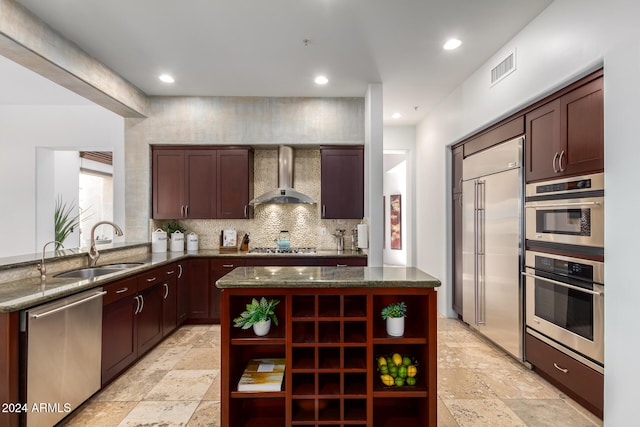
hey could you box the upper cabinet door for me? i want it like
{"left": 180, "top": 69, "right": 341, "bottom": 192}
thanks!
{"left": 185, "top": 150, "right": 217, "bottom": 219}
{"left": 525, "top": 99, "right": 561, "bottom": 182}
{"left": 152, "top": 149, "right": 185, "bottom": 219}
{"left": 560, "top": 77, "right": 604, "bottom": 177}
{"left": 525, "top": 75, "right": 603, "bottom": 183}
{"left": 321, "top": 146, "right": 364, "bottom": 219}
{"left": 216, "top": 148, "right": 254, "bottom": 219}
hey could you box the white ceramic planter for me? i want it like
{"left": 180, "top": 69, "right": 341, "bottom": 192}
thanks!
{"left": 252, "top": 319, "right": 271, "bottom": 336}
{"left": 386, "top": 317, "right": 405, "bottom": 337}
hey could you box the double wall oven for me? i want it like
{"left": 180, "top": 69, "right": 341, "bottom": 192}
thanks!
{"left": 524, "top": 172, "right": 604, "bottom": 373}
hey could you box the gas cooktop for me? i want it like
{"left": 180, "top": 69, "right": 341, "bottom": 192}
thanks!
{"left": 248, "top": 247, "right": 317, "bottom": 254}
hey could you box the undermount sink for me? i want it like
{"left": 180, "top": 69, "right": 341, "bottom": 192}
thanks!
{"left": 54, "top": 263, "right": 144, "bottom": 279}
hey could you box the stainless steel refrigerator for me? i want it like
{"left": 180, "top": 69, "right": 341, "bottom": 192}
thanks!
{"left": 462, "top": 136, "right": 523, "bottom": 360}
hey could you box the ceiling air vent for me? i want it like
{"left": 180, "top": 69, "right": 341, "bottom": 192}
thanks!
{"left": 491, "top": 49, "right": 516, "bottom": 86}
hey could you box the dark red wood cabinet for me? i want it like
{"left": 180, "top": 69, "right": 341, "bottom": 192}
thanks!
{"left": 320, "top": 145, "right": 364, "bottom": 219}
{"left": 525, "top": 75, "right": 603, "bottom": 182}
{"left": 187, "top": 258, "right": 212, "bottom": 321}
{"left": 101, "top": 276, "right": 139, "bottom": 385}
{"left": 210, "top": 258, "right": 246, "bottom": 323}
{"left": 220, "top": 286, "right": 438, "bottom": 426}
{"left": 217, "top": 148, "right": 254, "bottom": 219}
{"left": 152, "top": 146, "right": 253, "bottom": 219}
{"left": 176, "top": 261, "right": 188, "bottom": 325}
{"left": 525, "top": 333, "right": 603, "bottom": 418}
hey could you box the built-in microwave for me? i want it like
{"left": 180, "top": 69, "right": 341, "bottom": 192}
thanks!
{"left": 525, "top": 173, "right": 604, "bottom": 248}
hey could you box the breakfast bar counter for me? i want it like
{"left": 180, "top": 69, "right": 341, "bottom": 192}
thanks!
{"left": 217, "top": 266, "right": 440, "bottom": 427}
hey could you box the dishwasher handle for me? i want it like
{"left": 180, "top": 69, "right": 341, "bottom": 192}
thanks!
{"left": 30, "top": 291, "right": 106, "bottom": 319}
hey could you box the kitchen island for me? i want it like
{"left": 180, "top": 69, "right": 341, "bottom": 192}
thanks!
{"left": 217, "top": 266, "right": 440, "bottom": 427}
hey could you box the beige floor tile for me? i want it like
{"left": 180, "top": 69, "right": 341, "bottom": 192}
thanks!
{"left": 187, "top": 400, "right": 220, "bottom": 427}
{"left": 131, "top": 345, "right": 193, "bottom": 371}
{"left": 173, "top": 347, "right": 220, "bottom": 369}
{"left": 118, "top": 401, "right": 199, "bottom": 426}
{"left": 93, "top": 369, "right": 169, "bottom": 402}
{"left": 476, "top": 368, "right": 559, "bottom": 399}
{"left": 438, "top": 367, "right": 498, "bottom": 400}
{"left": 444, "top": 398, "right": 527, "bottom": 427}
{"left": 59, "top": 401, "right": 137, "bottom": 426}
{"left": 505, "top": 399, "right": 601, "bottom": 427}
{"left": 437, "top": 398, "right": 460, "bottom": 427}
{"left": 202, "top": 371, "right": 221, "bottom": 401}
{"left": 144, "top": 370, "right": 218, "bottom": 401}
{"left": 190, "top": 330, "right": 220, "bottom": 348}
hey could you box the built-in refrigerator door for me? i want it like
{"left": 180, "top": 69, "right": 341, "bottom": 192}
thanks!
{"left": 477, "top": 167, "right": 522, "bottom": 359}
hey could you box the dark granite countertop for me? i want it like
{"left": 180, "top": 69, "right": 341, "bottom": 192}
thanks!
{"left": 216, "top": 266, "right": 441, "bottom": 288}
{"left": 0, "top": 246, "right": 368, "bottom": 312}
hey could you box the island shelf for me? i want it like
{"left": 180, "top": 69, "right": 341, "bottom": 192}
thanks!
{"left": 218, "top": 266, "right": 440, "bottom": 427}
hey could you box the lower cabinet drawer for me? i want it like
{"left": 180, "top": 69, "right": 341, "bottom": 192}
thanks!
{"left": 525, "top": 333, "right": 603, "bottom": 417}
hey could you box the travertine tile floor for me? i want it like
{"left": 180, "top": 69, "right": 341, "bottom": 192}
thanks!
{"left": 61, "top": 317, "right": 603, "bottom": 426}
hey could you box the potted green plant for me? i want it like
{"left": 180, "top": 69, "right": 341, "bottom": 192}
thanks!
{"left": 381, "top": 301, "right": 407, "bottom": 337}
{"left": 54, "top": 195, "right": 88, "bottom": 250}
{"left": 233, "top": 297, "right": 280, "bottom": 336}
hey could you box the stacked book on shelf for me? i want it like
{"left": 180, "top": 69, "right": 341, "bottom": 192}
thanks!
{"left": 237, "top": 358, "right": 285, "bottom": 392}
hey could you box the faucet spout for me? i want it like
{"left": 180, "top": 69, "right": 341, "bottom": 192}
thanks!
{"left": 89, "top": 221, "right": 124, "bottom": 266}
{"left": 38, "top": 240, "right": 64, "bottom": 280}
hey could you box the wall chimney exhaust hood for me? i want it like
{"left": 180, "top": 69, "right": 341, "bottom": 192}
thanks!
{"left": 249, "top": 145, "right": 316, "bottom": 205}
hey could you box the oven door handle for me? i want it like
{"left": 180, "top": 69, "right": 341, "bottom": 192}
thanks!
{"left": 524, "top": 201, "right": 601, "bottom": 208}
{"left": 521, "top": 272, "right": 603, "bottom": 296}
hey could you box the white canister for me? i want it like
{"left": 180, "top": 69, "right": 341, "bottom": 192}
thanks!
{"left": 357, "top": 223, "right": 368, "bottom": 249}
{"left": 152, "top": 228, "right": 167, "bottom": 253}
{"left": 186, "top": 232, "right": 199, "bottom": 251}
{"left": 170, "top": 230, "right": 185, "bottom": 252}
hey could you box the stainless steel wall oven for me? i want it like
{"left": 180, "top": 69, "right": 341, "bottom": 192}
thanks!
{"left": 523, "top": 251, "right": 603, "bottom": 372}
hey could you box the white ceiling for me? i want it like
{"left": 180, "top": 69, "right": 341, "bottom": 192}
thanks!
{"left": 5, "top": 0, "right": 553, "bottom": 124}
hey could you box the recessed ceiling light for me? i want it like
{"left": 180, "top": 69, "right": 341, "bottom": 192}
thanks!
{"left": 314, "top": 75, "right": 329, "bottom": 85}
{"left": 392, "top": 113, "right": 402, "bottom": 119}
{"left": 159, "top": 74, "right": 175, "bottom": 83}
{"left": 443, "top": 39, "right": 462, "bottom": 50}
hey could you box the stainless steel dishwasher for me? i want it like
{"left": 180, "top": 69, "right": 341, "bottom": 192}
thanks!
{"left": 21, "top": 288, "right": 105, "bottom": 427}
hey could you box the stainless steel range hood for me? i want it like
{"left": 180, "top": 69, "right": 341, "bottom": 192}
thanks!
{"left": 249, "top": 145, "right": 316, "bottom": 205}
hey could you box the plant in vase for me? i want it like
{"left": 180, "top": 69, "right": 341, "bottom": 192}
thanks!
{"left": 233, "top": 297, "right": 280, "bottom": 336}
{"left": 381, "top": 301, "right": 407, "bottom": 337}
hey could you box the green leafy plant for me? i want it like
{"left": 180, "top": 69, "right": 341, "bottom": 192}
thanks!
{"left": 233, "top": 297, "right": 280, "bottom": 329}
{"left": 163, "top": 220, "right": 187, "bottom": 235}
{"left": 54, "top": 195, "right": 83, "bottom": 250}
{"left": 381, "top": 301, "right": 407, "bottom": 319}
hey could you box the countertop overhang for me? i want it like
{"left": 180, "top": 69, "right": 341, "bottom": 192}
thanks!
{"left": 216, "top": 266, "right": 441, "bottom": 288}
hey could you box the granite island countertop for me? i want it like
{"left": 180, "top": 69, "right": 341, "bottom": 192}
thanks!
{"left": 216, "top": 266, "right": 441, "bottom": 288}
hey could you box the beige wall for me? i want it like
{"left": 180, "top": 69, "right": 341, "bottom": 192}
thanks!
{"left": 125, "top": 96, "right": 365, "bottom": 248}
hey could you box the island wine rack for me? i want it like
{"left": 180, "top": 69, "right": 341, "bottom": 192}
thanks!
{"left": 220, "top": 284, "right": 438, "bottom": 427}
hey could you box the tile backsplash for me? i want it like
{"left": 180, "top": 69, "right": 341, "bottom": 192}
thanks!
{"left": 151, "top": 148, "right": 364, "bottom": 250}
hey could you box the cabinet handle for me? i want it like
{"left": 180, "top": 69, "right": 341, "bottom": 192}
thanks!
{"left": 178, "top": 264, "right": 183, "bottom": 278}
{"left": 552, "top": 152, "right": 559, "bottom": 173}
{"left": 146, "top": 277, "right": 156, "bottom": 282}
{"left": 336, "top": 264, "right": 348, "bottom": 267}
{"left": 558, "top": 150, "right": 565, "bottom": 172}
{"left": 163, "top": 283, "right": 169, "bottom": 299}
{"left": 223, "top": 264, "right": 234, "bottom": 268}
{"left": 185, "top": 205, "right": 189, "bottom": 217}
{"left": 134, "top": 296, "right": 141, "bottom": 314}
{"left": 244, "top": 205, "right": 248, "bottom": 218}
{"left": 139, "top": 295, "right": 144, "bottom": 313}
{"left": 553, "top": 362, "right": 569, "bottom": 374}
{"left": 167, "top": 270, "right": 175, "bottom": 275}
{"left": 322, "top": 205, "right": 326, "bottom": 217}
{"left": 116, "top": 287, "right": 129, "bottom": 294}
{"left": 180, "top": 205, "right": 185, "bottom": 218}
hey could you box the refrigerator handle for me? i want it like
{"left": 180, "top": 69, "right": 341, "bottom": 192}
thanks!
{"left": 473, "top": 181, "right": 479, "bottom": 325}
{"left": 477, "top": 180, "right": 486, "bottom": 325}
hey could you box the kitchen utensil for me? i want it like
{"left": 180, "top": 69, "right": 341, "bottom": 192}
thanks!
{"left": 274, "top": 230, "right": 291, "bottom": 249}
